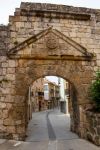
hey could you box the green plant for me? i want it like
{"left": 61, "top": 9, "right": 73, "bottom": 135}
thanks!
{"left": 90, "top": 70, "right": 100, "bottom": 111}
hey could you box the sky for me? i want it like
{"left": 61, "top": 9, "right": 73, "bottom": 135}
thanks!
{"left": 46, "top": 76, "right": 59, "bottom": 84}
{"left": 0, "top": 0, "right": 100, "bottom": 24}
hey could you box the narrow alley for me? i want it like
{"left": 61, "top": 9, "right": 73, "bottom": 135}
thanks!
{"left": 0, "top": 109, "right": 99, "bottom": 150}
{"left": 26, "top": 109, "right": 78, "bottom": 142}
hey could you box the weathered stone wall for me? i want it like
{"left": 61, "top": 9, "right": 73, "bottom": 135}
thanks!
{"left": 85, "top": 111, "right": 100, "bottom": 146}
{"left": 0, "top": 58, "right": 18, "bottom": 139}
{"left": 8, "top": 2, "right": 100, "bottom": 69}
{"left": 0, "top": 25, "right": 9, "bottom": 56}
{"left": 0, "top": 2, "right": 99, "bottom": 145}
{"left": 0, "top": 26, "right": 20, "bottom": 139}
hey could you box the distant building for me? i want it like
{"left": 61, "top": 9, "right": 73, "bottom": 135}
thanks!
{"left": 31, "top": 78, "right": 47, "bottom": 112}
{"left": 27, "top": 77, "right": 60, "bottom": 119}
{"left": 58, "top": 78, "right": 69, "bottom": 114}
{"left": 44, "top": 78, "right": 60, "bottom": 109}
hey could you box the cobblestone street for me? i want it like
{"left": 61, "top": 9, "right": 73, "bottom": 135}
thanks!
{"left": 0, "top": 109, "right": 99, "bottom": 150}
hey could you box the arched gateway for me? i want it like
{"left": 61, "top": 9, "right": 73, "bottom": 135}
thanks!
{"left": 0, "top": 2, "right": 99, "bottom": 144}
{"left": 7, "top": 27, "right": 95, "bottom": 140}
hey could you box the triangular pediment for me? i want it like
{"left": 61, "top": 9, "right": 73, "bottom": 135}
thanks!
{"left": 8, "top": 27, "right": 93, "bottom": 60}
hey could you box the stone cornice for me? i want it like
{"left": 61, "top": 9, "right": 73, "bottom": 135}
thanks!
{"left": 20, "top": 2, "right": 97, "bottom": 14}
{"left": 8, "top": 54, "right": 95, "bottom": 61}
{"left": 12, "top": 2, "right": 99, "bottom": 21}
{"left": 19, "top": 9, "right": 91, "bottom": 20}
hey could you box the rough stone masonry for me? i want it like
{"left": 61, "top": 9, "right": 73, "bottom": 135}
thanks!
{"left": 0, "top": 2, "right": 100, "bottom": 145}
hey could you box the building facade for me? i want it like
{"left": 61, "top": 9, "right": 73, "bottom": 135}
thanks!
{"left": 31, "top": 78, "right": 47, "bottom": 112}
{"left": 27, "top": 77, "right": 60, "bottom": 116}
{"left": 59, "top": 78, "right": 69, "bottom": 114}
{"left": 44, "top": 78, "right": 60, "bottom": 109}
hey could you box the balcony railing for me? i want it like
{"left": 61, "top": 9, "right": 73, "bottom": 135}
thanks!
{"left": 37, "top": 92, "right": 44, "bottom": 96}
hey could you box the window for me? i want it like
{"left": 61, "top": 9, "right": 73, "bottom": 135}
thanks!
{"left": 65, "top": 89, "right": 69, "bottom": 95}
{"left": 44, "top": 85, "right": 48, "bottom": 91}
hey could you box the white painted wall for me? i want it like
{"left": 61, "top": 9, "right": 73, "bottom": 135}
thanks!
{"left": 59, "top": 78, "right": 66, "bottom": 101}
{"left": 44, "top": 83, "right": 49, "bottom": 100}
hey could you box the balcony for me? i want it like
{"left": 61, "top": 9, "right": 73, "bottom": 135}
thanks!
{"left": 37, "top": 92, "right": 44, "bottom": 96}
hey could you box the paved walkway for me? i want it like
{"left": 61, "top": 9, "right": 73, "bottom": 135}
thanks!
{"left": 0, "top": 109, "right": 99, "bottom": 150}
{"left": 26, "top": 110, "right": 49, "bottom": 141}
{"left": 26, "top": 109, "right": 78, "bottom": 141}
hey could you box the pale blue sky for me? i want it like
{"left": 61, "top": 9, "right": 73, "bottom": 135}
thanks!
{"left": 46, "top": 76, "right": 59, "bottom": 84}
{"left": 0, "top": 0, "right": 100, "bottom": 24}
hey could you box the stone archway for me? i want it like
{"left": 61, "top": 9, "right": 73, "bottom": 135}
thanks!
{"left": 6, "top": 27, "right": 94, "bottom": 140}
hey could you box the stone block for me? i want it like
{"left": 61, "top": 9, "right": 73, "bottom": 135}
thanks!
{"left": 24, "top": 22, "right": 32, "bottom": 28}
{"left": 0, "top": 120, "right": 3, "bottom": 125}
{"left": 6, "top": 103, "right": 13, "bottom": 109}
{"left": 16, "top": 125, "right": 25, "bottom": 134}
{"left": 7, "top": 126, "right": 16, "bottom": 134}
{"left": 0, "top": 97, "right": 5, "bottom": 102}
{"left": 11, "top": 32, "right": 17, "bottom": 38}
{"left": 4, "top": 95, "right": 14, "bottom": 103}
{"left": 3, "top": 118, "right": 15, "bottom": 126}
{"left": 2, "top": 68, "right": 6, "bottom": 75}
{"left": 8, "top": 60, "right": 16, "bottom": 68}
{"left": 0, "top": 102, "right": 6, "bottom": 109}
{"left": 2, "top": 88, "right": 11, "bottom": 94}
{"left": 15, "top": 120, "right": 22, "bottom": 125}
{"left": 7, "top": 68, "right": 15, "bottom": 74}
{"left": 0, "top": 125, "right": 6, "bottom": 132}
{"left": 2, "top": 110, "right": 8, "bottom": 119}
{"left": 6, "top": 74, "right": 15, "bottom": 81}
{"left": 0, "top": 56, "right": 6, "bottom": 62}
{"left": 69, "top": 32, "right": 77, "bottom": 38}
{"left": 0, "top": 68, "right": 2, "bottom": 75}
{"left": 20, "top": 16, "right": 27, "bottom": 22}
{"left": 94, "top": 135, "right": 100, "bottom": 146}
{"left": 97, "top": 60, "right": 100, "bottom": 66}
{"left": 16, "top": 22, "right": 25, "bottom": 28}
{"left": 17, "top": 37, "right": 26, "bottom": 43}
{"left": 2, "top": 62, "right": 8, "bottom": 68}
